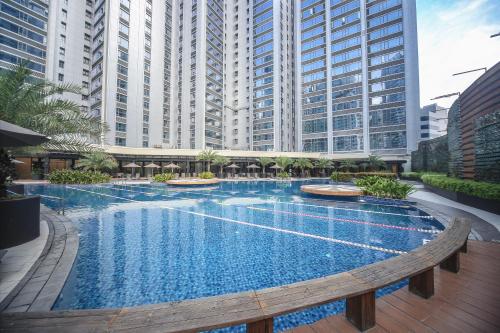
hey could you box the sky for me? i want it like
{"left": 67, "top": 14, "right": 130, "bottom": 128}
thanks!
{"left": 416, "top": 0, "right": 500, "bottom": 107}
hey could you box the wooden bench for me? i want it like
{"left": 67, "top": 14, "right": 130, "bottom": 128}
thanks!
{"left": 0, "top": 218, "right": 470, "bottom": 333}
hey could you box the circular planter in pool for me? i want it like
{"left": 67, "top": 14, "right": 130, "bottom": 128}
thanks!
{"left": 166, "top": 178, "right": 220, "bottom": 186}
{"left": 300, "top": 184, "right": 363, "bottom": 198}
{"left": 0, "top": 195, "right": 40, "bottom": 249}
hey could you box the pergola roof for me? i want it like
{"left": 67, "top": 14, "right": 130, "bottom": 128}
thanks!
{"left": 103, "top": 145, "right": 408, "bottom": 161}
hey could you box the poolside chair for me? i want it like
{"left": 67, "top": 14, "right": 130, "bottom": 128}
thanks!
{"left": 135, "top": 173, "right": 140, "bottom": 180}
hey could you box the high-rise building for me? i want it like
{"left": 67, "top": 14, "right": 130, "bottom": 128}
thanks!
{"left": 45, "top": 0, "right": 93, "bottom": 112}
{"left": 88, "top": 0, "right": 172, "bottom": 148}
{"left": 251, "top": 0, "right": 296, "bottom": 152}
{"left": 418, "top": 103, "right": 447, "bottom": 142}
{"left": 1, "top": 0, "right": 420, "bottom": 159}
{"left": 296, "top": 0, "right": 420, "bottom": 159}
{"left": 0, "top": 0, "right": 49, "bottom": 80}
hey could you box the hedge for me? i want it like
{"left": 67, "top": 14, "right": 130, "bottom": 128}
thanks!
{"left": 401, "top": 172, "right": 445, "bottom": 181}
{"left": 421, "top": 174, "right": 500, "bottom": 200}
{"left": 331, "top": 172, "right": 396, "bottom": 182}
{"left": 199, "top": 171, "right": 215, "bottom": 179}
{"left": 153, "top": 172, "right": 174, "bottom": 182}
{"left": 48, "top": 170, "right": 111, "bottom": 184}
{"left": 355, "top": 176, "right": 415, "bottom": 199}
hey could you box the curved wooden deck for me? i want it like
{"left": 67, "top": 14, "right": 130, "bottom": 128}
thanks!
{"left": 301, "top": 184, "right": 363, "bottom": 197}
{"left": 288, "top": 239, "right": 500, "bottom": 333}
{"left": 165, "top": 178, "right": 220, "bottom": 186}
{"left": 0, "top": 218, "right": 471, "bottom": 333}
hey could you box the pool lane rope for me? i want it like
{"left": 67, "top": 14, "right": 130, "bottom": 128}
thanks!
{"left": 246, "top": 206, "right": 440, "bottom": 234}
{"left": 65, "top": 186, "right": 406, "bottom": 255}
{"left": 121, "top": 184, "right": 433, "bottom": 219}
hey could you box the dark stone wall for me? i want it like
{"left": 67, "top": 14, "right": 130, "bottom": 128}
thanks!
{"left": 411, "top": 135, "right": 449, "bottom": 173}
{"left": 474, "top": 110, "right": 500, "bottom": 182}
{"left": 447, "top": 100, "right": 463, "bottom": 178}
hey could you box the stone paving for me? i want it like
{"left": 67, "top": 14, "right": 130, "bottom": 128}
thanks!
{"left": 0, "top": 221, "right": 48, "bottom": 304}
{"left": 0, "top": 206, "right": 78, "bottom": 313}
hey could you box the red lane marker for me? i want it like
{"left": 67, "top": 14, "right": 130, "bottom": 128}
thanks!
{"left": 247, "top": 206, "right": 436, "bottom": 233}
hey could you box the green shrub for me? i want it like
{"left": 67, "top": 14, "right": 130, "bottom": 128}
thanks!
{"left": 330, "top": 172, "right": 353, "bottom": 182}
{"left": 421, "top": 174, "right": 500, "bottom": 200}
{"left": 330, "top": 172, "right": 396, "bottom": 182}
{"left": 199, "top": 171, "right": 215, "bottom": 179}
{"left": 153, "top": 172, "right": 174, "bottom": 182}
{"left": 401, "top": 172, "right": 421, "bottom": 181}
{"left": 355, "top": 176, "right": 414, "bottom": 199}
{"left": 277, "top": 171, "right": 290, "bottom": 179}
{"left": 48, "top": 169, "right": 111, "bottom": 184}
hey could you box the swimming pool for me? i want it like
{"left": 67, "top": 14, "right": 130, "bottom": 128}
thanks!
{"left": 27, "top": 180, "right": 443, "bottom": 331}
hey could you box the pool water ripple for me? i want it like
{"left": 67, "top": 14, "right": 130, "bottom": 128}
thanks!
{"left": 26, "top": 180, "right": 443, "bottom": 332}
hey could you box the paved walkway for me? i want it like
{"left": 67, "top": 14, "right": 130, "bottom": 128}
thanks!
{"left": 0, "top": 222, "right": 48, "bottom": 304}
{"left": 288, "top": 240, "right": 500, "bottom": 333}
{"left": 410, "top": 189, "right": 500, "bottom": 231}
{"left": 0, "top": 207, "right": 78, "bottom": 313}
{"left": 409, "top": 189, "right": 500, "bottom": 242}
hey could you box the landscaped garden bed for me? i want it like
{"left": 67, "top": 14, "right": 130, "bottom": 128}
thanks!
{"left": 421, "top": 174, "right": 500, "bottom": 214}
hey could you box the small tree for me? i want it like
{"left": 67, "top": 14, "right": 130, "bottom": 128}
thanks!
{"left": 196, "top": 150, "right": 218, "bottom": 172}
{"left": 212, "top": 155, "right": 230, "bottom": 178}
{"left": 257, "top": 157, "right": 274, "bottom": 177}
{"left": 367, "top": 154, "right": 386, "bottom": 171}
{"left": 77, "top": 151, "right": 118, "bottom": 173}
{"left": 0, "top": 149, "right": 16, "bottom": 197}
{"left": 339, "top": 160, "right": 358, "bottom": 172}
{"left": 294, "top": 158, "right": 313, "bottom": 177}
{"left": 275, "top": 156, "right": 293, "bottom": 170}
{"left": 314, "top": 158, "right": 332, "bottom": 177}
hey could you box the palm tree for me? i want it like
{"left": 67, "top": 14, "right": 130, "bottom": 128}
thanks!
{"left": 314, "top": 158, "right": 332, "bottom": 177}
{"left": 294, "top": 158, "right": 313, "bottom": 177}
{"left": 275, "top": 156, "right": 293, "bottom": 170}
{"left": 0, "top": 63, "right": 105, "bottom": 152}
{"left": 367, "top": 154, "right": 386, "bottom": 171}
{"left": 339, "top": 159, "right": 358, "bottom": 172}
{"left": 77, "top": 151, "right": 118, "bottom": 173}
{"left": 212, "top": 155, "right": 229, "bottom": 177}
{"left": 257, "top": 157, "right": 274, "bottom": 177}
{"left": 196, "top": 150, "right": 218, "bottom": 172}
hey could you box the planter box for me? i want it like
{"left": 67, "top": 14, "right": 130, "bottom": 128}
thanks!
{"left": 424, "top": 184, "right": 500, "bottom": 215}
{"left": 7, "top": 184, "right": 25, "bottom": 195}
{"left": 0, "top": 196, "right": 40, "bottom": 249}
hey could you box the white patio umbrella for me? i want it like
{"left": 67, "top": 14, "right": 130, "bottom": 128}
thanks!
{"left": 123, "top": 162, "right": 141, "bottom": 177}
{"left": 247, "top": 164, "right": 260, "bottom": 169}
{"left": 145, "top": 162, "right": 160, "bottom": 176}
{"left": 164, "top": 162, "right": 180, "bottom": 173}
{"left": 226, "top": 163, "right": 240, "bottom": 177}
{"left": 10, "top": 158, "right": 24, "bottom": 164}
{"left": 269, "top": 164, "right": 283, "bottom": 177}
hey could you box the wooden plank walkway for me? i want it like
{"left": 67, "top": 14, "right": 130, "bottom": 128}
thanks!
{"left": 288, "top": 240, "right": 500, "bottom": 333}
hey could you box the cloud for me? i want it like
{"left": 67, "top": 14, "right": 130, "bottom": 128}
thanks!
{"left": 417, "top": 0, "right": 500, "bottom": 107}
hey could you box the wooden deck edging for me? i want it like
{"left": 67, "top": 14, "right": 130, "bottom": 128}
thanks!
{"left": 0, "top": 218, "right": 471, "bottom": 333}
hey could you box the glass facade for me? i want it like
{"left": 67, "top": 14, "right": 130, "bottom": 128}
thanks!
{"left": 299, "top": 0, "right": 412, "bottom": 154}
{"left": 0, "top": 0, "right": 48, "bottom": 77}
{"left": 252, "top": 0, "right": 274, "bottom": 151}
{"left": 300, "top": 0, "right": 327, "bottom": 152}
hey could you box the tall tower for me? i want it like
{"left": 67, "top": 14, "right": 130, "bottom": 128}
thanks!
{"left": 251, "top": 0, "right": 295, "bottom": 152}
{"left": 172, "top": 0, "right": 225, "bottom": 149}
{"left": 88, "top": 0, "right": 172, "bottom": 148}
{"left": 0, "top": 0, "right": 48, "bottom": 80}
{"left": 45, "top": 0, "right": 92, "bottom": 113}
{"left": 296, "top": 0, "right": 419, "bottom": 158}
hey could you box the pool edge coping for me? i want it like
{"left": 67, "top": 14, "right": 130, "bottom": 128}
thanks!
{"left": 0, "top": 189, "right": 471, "bottom": 320}
{"left": 0, "top": 205, "right": 79, "bottom": 313}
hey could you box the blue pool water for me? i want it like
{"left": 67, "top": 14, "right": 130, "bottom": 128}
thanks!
{"left": 27, "top": 180, "right": 443, "bottom": 332}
